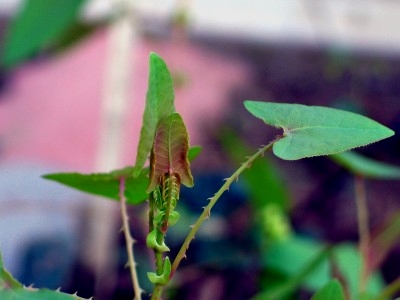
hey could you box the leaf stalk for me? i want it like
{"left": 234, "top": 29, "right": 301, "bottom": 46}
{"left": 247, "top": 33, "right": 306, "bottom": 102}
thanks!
{"left": 171, "top": 137, "right": 279, "bottom": 275}
{"left": 355, "top": 175, "right": 369, "bottom": 294}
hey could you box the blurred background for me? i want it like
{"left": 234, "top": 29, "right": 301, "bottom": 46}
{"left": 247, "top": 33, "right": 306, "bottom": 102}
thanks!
{"left": 0, "top": 0, "right": 400, "bottom": 299}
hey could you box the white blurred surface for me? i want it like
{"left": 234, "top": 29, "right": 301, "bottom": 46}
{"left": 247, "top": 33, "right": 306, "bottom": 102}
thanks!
{"left": 0, "top": 162, "right": 88, "bottom": 274}
{"left": 2, "top": 0, "right": 400, "bottom": 53}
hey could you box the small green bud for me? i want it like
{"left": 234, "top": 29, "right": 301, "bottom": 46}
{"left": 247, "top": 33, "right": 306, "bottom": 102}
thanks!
{"left": 146, "top": 229, "right": 170, "bottom": 252}
{"left": 168, "top": 211, "right": 180, "bottom": 227}
{"left": 147, "top": 257, "right": 171, "bottom": 285}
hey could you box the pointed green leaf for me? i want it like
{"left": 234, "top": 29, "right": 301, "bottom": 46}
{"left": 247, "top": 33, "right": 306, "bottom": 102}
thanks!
{"left": 187, "top": 145, "right": 202, "bottom": 162}
{"left": 43, "top": 167, "right": 149, "bottom": 205}
{"left": 133, "top": 53, "right": 176, "bottom": 177}
{"left": 330, "top": 151, "right": 400, "bottom": 179}
{"left": 0, "top": 252, "right": 22, "bottom": 290}
{"left": 0, "top": 252, "right": 90, "bottom": 299}
{"left": 311, "top": 279, "right": 346, "bottom": 300}
{"left": 244, "top": 101, "right": 394, "bottom": 160}
{"left": 1, "top": 0, "right": 85, "bottom": 68}
{"left": 147, "top": 112, "right": 193, "bottom": 192}
{"left": 0, "top": 289, "right": 91, "bottom": 300}
{"left": 146, "top": 229, "right": 170, "bottom": 252}
{"left": 42, "top": 148, "right": 200, "bottom": 205}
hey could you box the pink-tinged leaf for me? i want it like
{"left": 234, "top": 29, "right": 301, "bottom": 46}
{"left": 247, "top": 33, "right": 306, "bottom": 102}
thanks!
{"left": 147, "top": 113, "right": 193, "bottom": 192}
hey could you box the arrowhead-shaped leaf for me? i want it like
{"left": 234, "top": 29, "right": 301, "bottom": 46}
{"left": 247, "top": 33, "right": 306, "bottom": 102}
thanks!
{"left": 311, "top": 279, "right": 346, "bottom": 300}
{"left": 330, "top": 151, "right": 400, "bottom": 179}
{"left": 244, "top": 101, "right": 394, "bottom": 160}
{"left": 147, "top": 113, "right": 193, "bottom": 192}
{"left": 42, "top": 147, "right": 200, "bottom": 205}
{"left": 1, "top": 0, "right": 85, "bottom": 68}
{"left": 133, "top": 53, "right": 176, "bottom": 177}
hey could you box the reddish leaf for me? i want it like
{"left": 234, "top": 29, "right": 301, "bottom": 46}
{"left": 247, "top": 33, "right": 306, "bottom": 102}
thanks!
{"left": 147, "top": 113, "right": 193, "bottom": 192}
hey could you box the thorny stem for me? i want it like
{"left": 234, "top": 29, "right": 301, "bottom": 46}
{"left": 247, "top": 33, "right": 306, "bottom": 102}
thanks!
{"left": 149, "top": 191, "right": 168, "bottom": 300}
{"left": 149, "top": 192, "right": 165, "bottom": 275}
{"left": 119, "top": 177, "right": 143, "bottom": 300}
{"left": 355, "top": 175, "right": 369, "bottom": 294}
{"left": 171, "top": 137, "right": 279, "bottom": 276}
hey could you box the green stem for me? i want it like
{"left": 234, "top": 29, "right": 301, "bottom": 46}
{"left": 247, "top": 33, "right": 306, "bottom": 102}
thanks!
{"left": 149, "top": 191, "right": 155, "bottom": 233}
{"left": 151, "top": 284, "right": 164, "bottom": 300}
{"left": 171, "top": 138, "right": 278, "bottom": 276}
{"left": 375, "top": 276, "right": 400, "bottom": 300}
{"left": 354, "top": 175, "right": 369, "bottom": 294}
{"left": 149, "top": 190, "right": 169, "bottom": 300}
{"left": 155, "top": 231, "right": 165, "bottom": 275}
{"left": 148, "top": 192, "right": 164, "bottom": 275}
{"left": 119, "top": 177, "right": 143, "bottom": 300}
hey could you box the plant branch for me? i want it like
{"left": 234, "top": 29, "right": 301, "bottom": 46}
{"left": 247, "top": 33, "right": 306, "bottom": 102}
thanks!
{"left": 151, "top": 285, "right": 164, "bottom": 300}
{"left": 119, "top": 177, "right": 143, "bottom": 300}
{"left": 171, "top": 137, "right": 279, "bottom": 276}
{"left": 354, "top": 175, "right": 369, "bottom": 294}
{"left": 375, "top": 276, "right": 400, "bottom": 300}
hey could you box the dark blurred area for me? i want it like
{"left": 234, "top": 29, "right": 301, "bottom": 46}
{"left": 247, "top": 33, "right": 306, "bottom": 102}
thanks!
{"left": 1, "top": 1, "right": 400, "bottom": 299}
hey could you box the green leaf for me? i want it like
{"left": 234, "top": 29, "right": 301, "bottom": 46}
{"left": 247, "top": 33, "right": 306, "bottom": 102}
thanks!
{"left": 0, "top": 252, "right": 22, "bottom": 290}
{"left": 252, "top": 245, "right": 330, "bottom": 300}
{"left": 43, "top": 167, "right": 149, "bottom": 205}
{"left": 187, "top": 145, "right": 202, "bottom": 162}
{"left": 330, "top": 151, "right": 400, "bottom": 179}
{"left": 263, "top": 236, "right": 384, "bottom": 298}
{"left": 0, "top": 252, "right": 90, "bottom": 299}
{"left": 42, "top": 148, "right": 200, "bottom": 205}
{"left": 244, "top": 101, "right": 394, "bottom": 160}
{"left": 1, "top": 0, "right": 85, "bottom": 68}
{"left": 147, "top": 257, "right": 171, "bottom": 285}
{"left": 0, "top": 289, "right": 90, "bottom": 300}
{"left": 146, "top": 229, "right": 170, "bottom": 252}
{"left": 147, "top": 113, "right": 193, "bottom": 192}
{"left": 133, "top": 53, "right": 176, "bottom": 177}
{"left": 311, "top": 279, "right": 345, "bottom": 300}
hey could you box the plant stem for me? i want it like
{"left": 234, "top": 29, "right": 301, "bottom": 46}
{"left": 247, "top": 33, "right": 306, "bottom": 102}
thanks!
{"left": 375, "top": 276, "right": 400, "bottom": 300}
{"left": 149, "top": 191, "right": 168, "bottom": 300}
{"left": 171, "top": 138, "right": 278, "bottom": 276}
{"left": 354, "top": 175, "right": 369, "bottom": 294}
{"left": 119, "top": 177, "right": 143, "bottom": 300}
{"left": 149, "top": 192, "right": 165, "bottom": 275}
{"left": 151, "top": 285, "right": 164, "bottom": 300}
